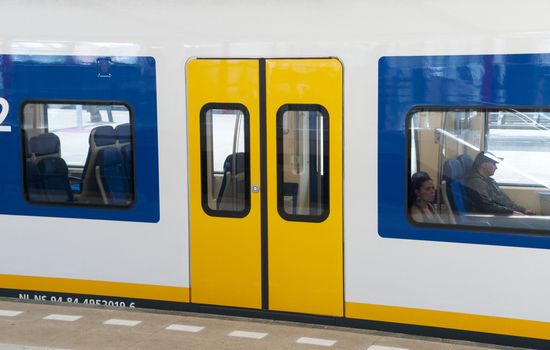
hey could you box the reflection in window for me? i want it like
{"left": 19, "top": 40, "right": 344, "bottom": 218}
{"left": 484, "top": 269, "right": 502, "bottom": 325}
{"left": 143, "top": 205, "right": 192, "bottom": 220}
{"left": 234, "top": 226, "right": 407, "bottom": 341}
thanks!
{"left": 487, "top": 109, "right": 550, "bottom": 186}
{"left": 22, "top": 102, "right": 134, "bottom": 207}
{"left": 277, "top": 105, "right": 329, "bottom": 222}
{"left": 408, "top": 108, "right": 550, "bottom": 232}
{"left": 200, "top": 104, "right": 250, "bottom": 216}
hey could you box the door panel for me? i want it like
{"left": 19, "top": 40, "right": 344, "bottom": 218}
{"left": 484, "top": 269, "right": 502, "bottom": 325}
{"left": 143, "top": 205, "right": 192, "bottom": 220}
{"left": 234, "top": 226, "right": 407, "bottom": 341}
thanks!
{"left": 187, "top": 59, "right": 261, "bottom": 309}
{"left": 187, "top": 58, "right": 343, "bottom": 315}
{"left": 266, "top": 59, "right": 344, "bottom": 316}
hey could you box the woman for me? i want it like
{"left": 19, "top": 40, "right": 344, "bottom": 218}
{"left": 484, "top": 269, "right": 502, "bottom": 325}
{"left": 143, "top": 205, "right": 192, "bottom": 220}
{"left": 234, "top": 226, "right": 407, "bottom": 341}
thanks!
{"left": 409, "top": 172, "right": 444, "bottom": 224}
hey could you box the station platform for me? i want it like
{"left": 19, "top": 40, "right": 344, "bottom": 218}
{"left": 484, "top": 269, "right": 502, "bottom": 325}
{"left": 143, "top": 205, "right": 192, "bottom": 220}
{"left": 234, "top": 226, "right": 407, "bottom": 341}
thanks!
{"left": 0, "top": 298, "right": 520, "bottom": 350}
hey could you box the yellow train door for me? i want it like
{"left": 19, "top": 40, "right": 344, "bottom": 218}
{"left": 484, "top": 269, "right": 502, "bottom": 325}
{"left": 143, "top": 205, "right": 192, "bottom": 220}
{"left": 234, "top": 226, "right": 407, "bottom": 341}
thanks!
{"left": 187, "top": 58, "right": 343, "bottom": 316}
{"left": 187, "top": 59, "right": 262, "bottom": 309}
{"left": 266, "top": 59, "right": 343, "bottom": 316}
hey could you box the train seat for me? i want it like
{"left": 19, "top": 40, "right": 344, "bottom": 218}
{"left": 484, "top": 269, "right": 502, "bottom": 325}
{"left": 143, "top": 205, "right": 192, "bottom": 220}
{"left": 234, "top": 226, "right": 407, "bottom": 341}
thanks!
{"left": 29, "top": 133, "right": 61, "bottom": 161}
{"left": 439, "top": 180, "right": 455, "bottom": 224}
{"left": 95, "top": 147, "right": 131, "bottom": 205}
{"left": 79, "top": 126, "right": 117, "bottom": 203}
{"left": 119, "top": 144, "right": 133, "bottom": 191}
{"left": 37, "top": 157, "right": 73, "bottom": 203}
{"left": 457, "top": 154, "right": 473, "bottom": 174}
{"left": 216, "top": 152, "right": 246, "bottom": 211}
{"left": 442, "top": 159, "right": 468, "bottom": 223}
{"left": 26, "top": 133, "right": 72, "bottom": 203}
{"left": 115, "top": 123, "right": 131, "bottom": 147}
{"left": 25, "top": 160, "right": 44, "bottom": 201}
{"left": 115, "top": 123, "right": 133, "bottom": 191}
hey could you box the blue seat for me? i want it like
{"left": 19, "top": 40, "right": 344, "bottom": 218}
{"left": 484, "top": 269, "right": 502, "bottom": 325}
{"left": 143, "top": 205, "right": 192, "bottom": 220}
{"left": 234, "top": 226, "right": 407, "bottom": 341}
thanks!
{"left": 457, "top": 154, "right": 473, "bottom": 174}
{"left": 216, "top": 152, "right": 247, "bottom": 211}
{"left": 25, "top": 160, "right": 44, "bottom": 201}
{"left": 115, "top": 123, "right": 131, "bottom": 145}
{"left": 95, "top": 147, "right": 131, "bottom": 205}
{"left": 37, "top": 157, "right": 73, "bottom": 203}
{"left": 119, "top": 144, "right": 133, "bottom": 191}
{"left": 442, "top": 159, "right": 468, "bottom": 223}
{"left": 80, "top": 126, "right": 117, "bottom": 203}
{"left": 115, "top": 124, "right": 133, "bottom": 191}
{"left": 29, "top": 133, "right": 60, "bottom": 161}
{"left": 25, "top": 133, "right": 72, "bottom": 203}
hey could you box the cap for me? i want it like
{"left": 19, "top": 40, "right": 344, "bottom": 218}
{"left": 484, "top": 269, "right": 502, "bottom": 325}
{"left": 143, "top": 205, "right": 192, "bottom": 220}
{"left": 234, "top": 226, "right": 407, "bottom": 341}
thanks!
{"left": 473, "top": 151, "right": 502, "bottom": 169}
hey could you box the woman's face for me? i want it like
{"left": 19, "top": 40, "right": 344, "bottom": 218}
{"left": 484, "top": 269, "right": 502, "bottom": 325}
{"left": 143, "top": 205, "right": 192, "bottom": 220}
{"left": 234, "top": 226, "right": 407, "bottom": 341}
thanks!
{"left": 416, "top": 179, "right": 436, "bottom": 202}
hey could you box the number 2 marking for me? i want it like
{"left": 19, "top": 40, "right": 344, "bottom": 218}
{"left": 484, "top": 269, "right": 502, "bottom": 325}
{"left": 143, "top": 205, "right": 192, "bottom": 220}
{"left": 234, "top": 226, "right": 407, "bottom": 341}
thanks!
{"left": 0, "top": 97, "right": 11, "bottom": 132}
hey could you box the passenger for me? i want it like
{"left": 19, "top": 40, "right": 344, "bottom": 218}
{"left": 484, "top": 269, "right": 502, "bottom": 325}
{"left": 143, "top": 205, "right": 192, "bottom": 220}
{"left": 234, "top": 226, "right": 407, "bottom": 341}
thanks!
{"left": 409, "top": 172, "right": 444, "bottom": 224}
{"left": 464, "top": 152, "right": 535, "bottom": 215}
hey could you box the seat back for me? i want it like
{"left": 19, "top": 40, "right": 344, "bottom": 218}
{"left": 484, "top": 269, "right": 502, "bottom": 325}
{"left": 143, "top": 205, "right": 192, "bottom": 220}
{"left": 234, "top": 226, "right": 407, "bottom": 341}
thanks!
{"left": 25, "top": 160, "right": 44, "bottom": 201}
{"left": 26, "top": 133, "right": 72, "bottom": 202}
{"left": 95, "top": 147, "right": 131, "bottom": 205}
{"left": 440, "top": 180, "right": 456, "bottom": 224}
{"left": 119, "top": 144, "right": 133, "bottom": 191}
{"left": 115, "top": 123, "right": 131, "bottom": 147}
{"left": 115, "top": 123, "right": 133, "bottom": 191}
{"left": 37, "top": 157, "right": 73, "bottom": 203}
{"left": 457, "top": 154, "right": 473, "bottom": 174}
{"left": 442, "top": 159, "right": 468, "bottom": 222}
{"left": 80, "top": 126, "right": 116, "bottom": 203}
{"left": 29, "top": 133, "right": 61, "bottom": 161}
{"left": 217, "top": 152, "right": 247, "bottom": 211}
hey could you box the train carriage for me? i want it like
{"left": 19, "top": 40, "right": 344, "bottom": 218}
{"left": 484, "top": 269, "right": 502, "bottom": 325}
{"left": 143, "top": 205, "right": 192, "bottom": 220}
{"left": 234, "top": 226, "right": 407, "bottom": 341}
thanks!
{"left": 1, "top": 0, "right": 550, "bottom": 348}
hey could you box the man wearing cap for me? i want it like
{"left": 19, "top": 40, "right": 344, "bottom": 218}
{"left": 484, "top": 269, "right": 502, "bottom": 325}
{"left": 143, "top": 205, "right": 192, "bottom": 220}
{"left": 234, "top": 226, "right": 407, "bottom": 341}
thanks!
{"left": 465, "top": 152, "right": 535, "bottom": 215}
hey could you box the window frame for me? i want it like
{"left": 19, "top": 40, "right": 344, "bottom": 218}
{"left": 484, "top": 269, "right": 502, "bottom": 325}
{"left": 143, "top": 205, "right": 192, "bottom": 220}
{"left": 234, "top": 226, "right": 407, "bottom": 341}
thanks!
{"left": 276, "top": 104, "right": 330, "bottom": 223}
{"left": 199, "top": 102, "right": 251, "bottom": 218}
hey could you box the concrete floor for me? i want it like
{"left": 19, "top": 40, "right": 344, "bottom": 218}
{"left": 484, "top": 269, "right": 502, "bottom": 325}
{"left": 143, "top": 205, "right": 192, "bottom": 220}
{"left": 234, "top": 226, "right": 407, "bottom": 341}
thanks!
{"left": 0, "top": 299, "right": 523, "bottom": 350}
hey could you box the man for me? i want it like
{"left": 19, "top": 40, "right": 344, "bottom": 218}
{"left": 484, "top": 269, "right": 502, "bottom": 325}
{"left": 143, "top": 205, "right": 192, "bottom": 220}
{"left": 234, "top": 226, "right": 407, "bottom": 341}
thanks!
{"left": 465, "top": 152, "right": 535, "bottom": 215}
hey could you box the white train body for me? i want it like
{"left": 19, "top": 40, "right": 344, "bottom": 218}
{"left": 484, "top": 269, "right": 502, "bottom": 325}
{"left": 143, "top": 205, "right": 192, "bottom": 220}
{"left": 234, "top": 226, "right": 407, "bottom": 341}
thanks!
{"left": 2, "top": 0, "right": 550, "bottom": 346}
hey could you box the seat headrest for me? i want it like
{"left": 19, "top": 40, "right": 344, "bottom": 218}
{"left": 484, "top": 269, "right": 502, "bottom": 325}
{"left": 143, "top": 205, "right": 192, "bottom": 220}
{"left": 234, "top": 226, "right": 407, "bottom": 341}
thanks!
{"left": 223, "top": 152, "right": 246, "bottom": 174}
{"left": 29, "top": 133, "right": 60, "bottom": 156}
{"left": 457, "top": 154, "right": 473, "bottom": 173}
{"left": 443, "top": 159, "right": 464, "bottom": 181}
{"left": 115, "top": 123, "right": 131, "bottom": 144}
{"left": 90, "top": 126, "right": 116, "bottom": 147}
{"left": 96, "top": 147, "right": 122, "bottom": 167}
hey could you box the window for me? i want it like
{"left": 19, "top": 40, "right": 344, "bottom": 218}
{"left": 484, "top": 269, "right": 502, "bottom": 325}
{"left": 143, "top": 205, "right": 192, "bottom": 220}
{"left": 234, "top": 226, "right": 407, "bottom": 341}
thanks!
{"left": 277, "top": 104, "right": 329, "bottom": 222}
{"left": 200, "top": 103, "right": 250, "bottom": 217}
{"left": 408, "top": 107, "right": 550, "bottom": 232}
{"left": 486, "top": 109, "right": 550, "bottom": 186}
{"left": 21, "top": 102, "right": 134, "bottom": 207}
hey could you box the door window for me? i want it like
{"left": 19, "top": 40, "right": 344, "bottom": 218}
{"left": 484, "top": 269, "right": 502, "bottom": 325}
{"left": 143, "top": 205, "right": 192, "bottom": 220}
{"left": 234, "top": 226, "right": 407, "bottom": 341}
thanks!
{"left": 200, "top": 103, "right": 250, "bottom": 217}
{"left": 276, "top": 104, "right": 329, "bottom": 222}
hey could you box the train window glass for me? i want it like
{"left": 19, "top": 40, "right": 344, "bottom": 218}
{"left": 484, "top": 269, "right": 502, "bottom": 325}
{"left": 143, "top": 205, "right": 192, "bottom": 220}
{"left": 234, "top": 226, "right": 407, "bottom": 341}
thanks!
{"left": 277, "top": 104, "right": 329, "bottom": 222}
{"left": 486, "top": 109, "right": 550, "bottom": 186}
{"left": 21, "top": 102, "right": 134, "bottom": 207}
{"left": 200, "top": 104, "right": 250, "bottom": 217}
{"left": 408, "top": 107, "right": 550, "bottom": 232}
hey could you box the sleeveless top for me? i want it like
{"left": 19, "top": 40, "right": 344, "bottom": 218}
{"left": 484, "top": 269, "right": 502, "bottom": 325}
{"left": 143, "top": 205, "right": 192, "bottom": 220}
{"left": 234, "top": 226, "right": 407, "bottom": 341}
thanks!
{"left": 413, "top": 202, "right": 440, "bottom": 224}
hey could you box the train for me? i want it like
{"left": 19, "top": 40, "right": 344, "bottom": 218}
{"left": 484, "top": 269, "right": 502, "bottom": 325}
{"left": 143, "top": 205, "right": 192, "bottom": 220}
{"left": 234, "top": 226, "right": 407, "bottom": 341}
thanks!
{"left": 1, "top": 0, "right": 550, "bottom": 348}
